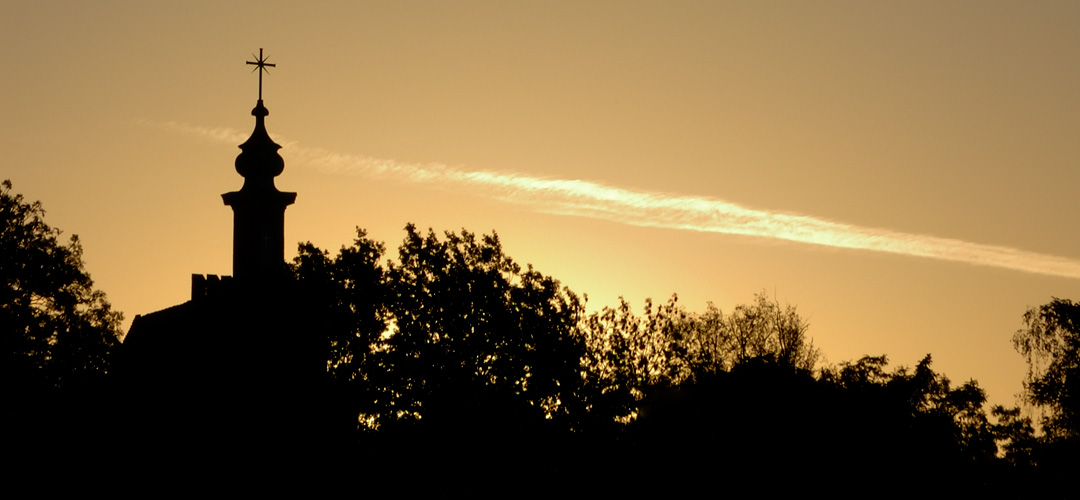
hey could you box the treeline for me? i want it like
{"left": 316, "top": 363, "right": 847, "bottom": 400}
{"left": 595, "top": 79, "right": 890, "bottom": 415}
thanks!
{"left": 294, "top": 226, "right": 822, "bottom": 434}
{"left": 293, "top": 226, "right": 1076, "bottom": 491}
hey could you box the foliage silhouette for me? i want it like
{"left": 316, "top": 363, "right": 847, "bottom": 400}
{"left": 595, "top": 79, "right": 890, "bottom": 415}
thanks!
{"left": 579, "top": 291, "right": 818, "bottom": 419}
{"left": 293, "top": 225, "right": 630, "bottom": 484}
{"left": 290, "top": 228, "right": 1046, "bottom": 490}
{"left": 990, "top": 405, "right": 1037, "bottom": 467}
{"left": 298, "top": 230, "right": 829, "bottom": 446}
{"left": 3, "top": 180, "right": 122, "bottom": 390}
{"left": 1013, "top": 298, "right": 1079, "bottom": 440}
{"left": 382, "top": 225, "right": 599, "bottom": 431}
{"left": 627, "top": 353, "right": 1005, "bottom": 493}
{"left": 292, "top": 226, "right": 625, "bottom": 440}
{"left": 1009, "top": 297, "right": 1079, "bottom": 479}
{"left": 291, "top": 230, "right": 389, "bottom": 438}
{"left": 4, "top": 180, "right": 125, "bottom": 480}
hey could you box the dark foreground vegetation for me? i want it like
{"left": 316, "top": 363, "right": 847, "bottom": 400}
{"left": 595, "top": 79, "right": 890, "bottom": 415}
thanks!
{"left": 5, "top": 181, "right": 1077, "bottom": 493}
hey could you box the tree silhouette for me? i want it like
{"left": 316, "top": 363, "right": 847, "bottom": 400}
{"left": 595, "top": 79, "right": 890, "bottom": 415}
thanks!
{"left": 291, "top": 229, "right": 389, "bottom": 437}
{"left": 3, "top": 180, "right": 122, "bottom": 390}
{"left": 1013, "top": 298, "right": 1079, "bottom": 440}
{"left": 990, "top": 405, "right": 1037, "bottom": 467}
{"left": 293, "top": 226, "right": 622, "bottom": 433}
{"left": 1009, "top": 297, "right": 1079, "bottom": 479}
{"left": 5, "top": 180, "right": 124, "bottom": 475}
{"left": 382, "top": 225, "right": 593, "bottom": 429}
{"left": 293, "top": 225, "right": 621, "bottom": 485}
{"left": 580, "top": 291, "right": 819, "bottom": 421}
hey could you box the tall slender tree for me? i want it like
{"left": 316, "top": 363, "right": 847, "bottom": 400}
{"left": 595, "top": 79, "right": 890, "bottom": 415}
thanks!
{"left": 1013, "top": 298, "right": 1079, "bottom": 441}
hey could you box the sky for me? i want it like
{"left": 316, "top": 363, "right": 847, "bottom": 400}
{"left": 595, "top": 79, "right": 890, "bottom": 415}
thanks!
{"left": 3, "top": 1, "right": 1078, "bottom": 410}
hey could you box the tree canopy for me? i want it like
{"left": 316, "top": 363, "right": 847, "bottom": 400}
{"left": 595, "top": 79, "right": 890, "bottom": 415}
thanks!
{"left": 292, "top": 225, "right": 613, "bottom": 439}
{"left": 292, "top": 227, "right": 829, "bottom": 438}
{"left": 3, "top": 180, "right": 122, "bottom": 390}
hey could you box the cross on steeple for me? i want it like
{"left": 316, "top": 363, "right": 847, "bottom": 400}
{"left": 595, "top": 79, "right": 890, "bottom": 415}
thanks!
{"left": 246, "top": 48, "right": 276, "bottom": 100}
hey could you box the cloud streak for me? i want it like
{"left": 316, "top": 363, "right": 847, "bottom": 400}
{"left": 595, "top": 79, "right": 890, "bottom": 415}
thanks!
{"left": 146, "top": 120, "right": 1080, "bottom": 280}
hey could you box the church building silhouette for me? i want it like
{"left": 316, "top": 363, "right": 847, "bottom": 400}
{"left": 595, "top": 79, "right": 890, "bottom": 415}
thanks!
{"left": 116, "top": 51, "right": 323, "bottom": 460}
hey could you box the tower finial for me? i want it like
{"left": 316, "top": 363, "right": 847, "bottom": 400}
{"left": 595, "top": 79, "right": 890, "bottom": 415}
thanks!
{"left": 246, "top": 48, "right": 276, "bottom": 101}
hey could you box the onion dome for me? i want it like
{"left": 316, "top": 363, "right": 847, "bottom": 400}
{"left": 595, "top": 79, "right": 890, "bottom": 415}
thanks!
{"left": 234, "top": 99, "right": 285, "bottom": 190}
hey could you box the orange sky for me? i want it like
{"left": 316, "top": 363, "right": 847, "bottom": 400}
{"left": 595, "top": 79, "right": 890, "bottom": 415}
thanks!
{"left": 3, "top": 1, "right": 1078, "bottom": 410}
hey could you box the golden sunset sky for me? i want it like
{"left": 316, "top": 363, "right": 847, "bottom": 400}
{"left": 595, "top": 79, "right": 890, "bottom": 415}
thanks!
{"left": 3, "top": 1, "right": 1077, "bottom": 409}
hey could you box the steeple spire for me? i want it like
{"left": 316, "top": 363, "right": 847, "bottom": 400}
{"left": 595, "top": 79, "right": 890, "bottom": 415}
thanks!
{"left": 222, "top": 49, "right": 296, "bottom": 281}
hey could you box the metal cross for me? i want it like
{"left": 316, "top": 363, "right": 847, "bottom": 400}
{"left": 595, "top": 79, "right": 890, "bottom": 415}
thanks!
{"left": 246, "top": 48, "right": 276, "bottom": 100}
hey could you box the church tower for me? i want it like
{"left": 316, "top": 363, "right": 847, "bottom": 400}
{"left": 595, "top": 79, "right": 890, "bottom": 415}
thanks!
{"left": 118, "top": 50, "right": 322, "bottom": 462}
{"left": 221, "top": 49, "right": 296, "bottom": 281}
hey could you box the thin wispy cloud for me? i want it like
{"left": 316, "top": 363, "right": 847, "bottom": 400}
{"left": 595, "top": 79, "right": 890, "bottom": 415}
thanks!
{"left": 144, "top": 120, "right": 1080, "bottom": 280}
{"left": 135, "top": 119, "right": 250, "bottom": 145}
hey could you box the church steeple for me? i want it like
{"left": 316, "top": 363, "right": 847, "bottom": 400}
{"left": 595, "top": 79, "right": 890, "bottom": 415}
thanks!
{"left": 221, "top": 49, "right": 296, "bottom": 281}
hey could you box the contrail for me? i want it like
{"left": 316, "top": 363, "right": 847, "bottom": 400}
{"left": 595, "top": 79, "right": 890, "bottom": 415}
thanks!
{"left": 143, "top": 120, "right": 1080, "bottom": 280}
